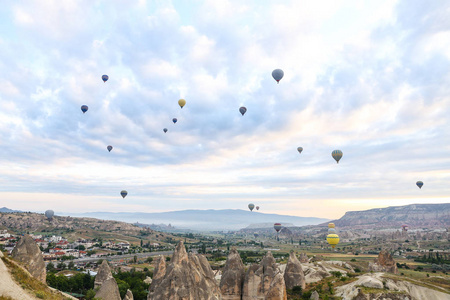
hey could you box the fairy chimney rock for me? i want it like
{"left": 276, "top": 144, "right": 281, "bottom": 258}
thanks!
{"left": 95, "top": 277, "right": 121, "bottom": 300}
{"left": 95, "top": 260, "right": 114, "bottom": 288}
{"left": 11, "top": 234, "right": 46, "bottom": 283}
{"left": 299, "top": 252, "right": 309, "bottom": 263}
{"left": 147, "top": 241, "right": 222, "bottom": 300}
{"left": 220, "top": 247, "right": 245, "bottom": 300}
{"left": 243, "top": 251, "right": 287, "bottom": 300}
{"left": 369, "top": 250, "right": 398, "bottom": 274}
{"left": 123, "top": 289, "right": 134, "bottom": 300}
{"left": 284, "top": 251, "right": 306, "bottom": 290}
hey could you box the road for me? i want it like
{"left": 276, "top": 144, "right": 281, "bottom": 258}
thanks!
{"left": 49, "top": 250, "right": 174, "bottom": 265}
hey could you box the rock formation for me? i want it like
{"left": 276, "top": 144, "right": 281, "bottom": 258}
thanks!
{"left": 95, "top": 260, "right": 114, "bottom": 288}
{"left": 220, "top": 247, "right": 245, "bottom": 300}
{"left": 299, "top": 253, "right": 309, "bottom": 263}
{"left": 284, "top": 251, "right": 306, "bottom": 290}
{"left": 242, "top": 251, "right": 287, "bottom": 300}
{"left": 11, "top": 234, "right": 46, "bottom": 283}
{"left": 147, "top": 241, "right": 222, "bottom": 300}
{"left": 123, "top": 289, "right": 134, "bottom": 300}
{"left": 369, "top": 250, "right": 398, "bottom": 274}
{"left": 310, "top": 290, "right": 319, "bottom": 300}
{"left": 95, "top": 277, "right": 121, "bottom": 300}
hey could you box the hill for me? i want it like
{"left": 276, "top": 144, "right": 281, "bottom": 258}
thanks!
{"left": 0, "top": 207, "right": 22, "bottom": 213}
{"left": 69, "top": 209, "right": 329, "bottom": 231}
{"left": 332, "top": 203, "right": 450, "bottom": 229}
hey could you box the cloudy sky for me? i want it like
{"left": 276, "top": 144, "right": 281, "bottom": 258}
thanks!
{"left": 1, "top": 0, "right": 449, "bottom": 219}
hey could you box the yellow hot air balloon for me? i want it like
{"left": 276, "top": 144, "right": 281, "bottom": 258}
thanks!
{"left": 327, "top": 234, "right": 340, "bottom": 249}
{"left": 328, "top": 223, "right": 335, "bottom": 228}
{"left": 178, "top": 99, "right": 186, "bottom": 108}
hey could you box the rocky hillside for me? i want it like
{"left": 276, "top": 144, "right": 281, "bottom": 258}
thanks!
{"left": 333, "top": 203, "right": 450, "bottom": 229}
{"left": 0, "top": 212, "right": 149, "bottom": 235}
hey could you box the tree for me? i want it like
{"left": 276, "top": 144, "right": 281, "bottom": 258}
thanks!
{"left": 46, "top": 262, "right": 56, "bottom": 273}
{"left": 68, "top": 261, "right": 75, "bottom": 270}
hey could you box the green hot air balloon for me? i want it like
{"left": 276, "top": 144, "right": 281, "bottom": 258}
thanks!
{"left": 332, "top": 150, "right": 343, "bottom": 163}
{"left": 120, "top": 190, "right": 128, "bottom": 198}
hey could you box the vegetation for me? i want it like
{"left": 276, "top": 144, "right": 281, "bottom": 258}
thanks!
{"left": 1, "top": 256, "right": 71, "bottom": 300}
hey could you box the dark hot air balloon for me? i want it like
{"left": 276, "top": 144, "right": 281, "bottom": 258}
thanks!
{"left": 163, "top": 128, "right": 168, "bottom": 133}
{"left": 107, "top": 145, "right": 113, "bottom": 152}
{"left": 256, "top": 206, "right": 259, "bottom": 211}
{"left": 45, "top": 210, "right": 54, "bottom": 221}
{"left": 274, "top": 223, "right": 282, "bottom": 233}
{"left": 248, "top": 203, "right": 255, "bottom": 211}
{"left": 102, "top": 75, "right": 109, "bottom": 82}
{"left": 416, "top": 181, "right": 423, "bottom": 189}
{"left": 239, "top": 107, "right": 247, "bottom": 116}
{"left": 81, "top": 105, "right": 88, "bottom": 113}
{"left": 120, "top": 190, "right": 128, "bottom": 198}
{"left": 173, "top": 118, "right": 177, "bottom": 124}
{"left": 272, "top": 69, "right": 284, "bottom": 83}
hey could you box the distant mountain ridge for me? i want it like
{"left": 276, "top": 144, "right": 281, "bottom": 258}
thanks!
{"left": 69, "top": 209, "right": 329, "bottom": 231}
{"left": 0, "top": 207, "right": 22, "bottom": 213}
{"left": 333, "top": 203, "right": 450, "bottom": 229}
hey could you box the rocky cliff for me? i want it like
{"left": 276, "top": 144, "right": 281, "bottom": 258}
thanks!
{"left": 147, "top": 241, "right": 222, "bottom": 300}
{"left": 94, "top": 260, "right": 114, "bottom": 288}
{"left": 11, "top": 234, "right": 46, "bottom": 283}
{"left": 94, "top": 260, "right": 121, "bottom": 300}
{"left": 333, "top": 203, "right": 450, "bottom": 228}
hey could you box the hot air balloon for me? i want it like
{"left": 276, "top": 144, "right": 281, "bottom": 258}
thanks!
{"left": 248, "top": 203, "right": 255, "bottom": 211}
{"left": 328, "top": 223, "right": 335, "bottom": 228}
{"left": 178, "top": 99, "right": 186, "bottom": 108}
{"left": 332, "top": 150, "right": 343, "bottom": 163}
{"left": 327, "top": 233, "right": 340, "bottom": 249}
{"left": 272, "top": 69, "right": 284, "bottom": 83}
{"left": 401, "top": 224, "right": 408, "bottom": 232}
{"left": 107, "top": 145, "right": 113, "bottom": 152}
{"left": 173, "top": 118, "right": 177, "bottom": 124}
{"left": 416, "top": 181, "right": 423, "bottom": 189}
{"left": 239, "top": 107, "right": 247, "bottom": 116}
{"left": 254, "top": 233, "right": 259, "bottom": 238}
{"left": 274, "top": 223, "right": 282, "bottom": 233}
{"left": 81, "top": 105, "right": 88, "bottom": 113}
{"left": 328, "top": 228, "right": 336, "bottom": 234}
{"left": 256, "top": 206, "right": 260, "bottom": 211}
{"left": 102, "top": 75, "right": 109, "bottom": 82}
{"left": 120, "top": 190, "right": 128, "bottom": 198}
{"left": 45, "top": 210, "right": 54, "bottom": 221}
{"left": 163, "top": 128, "right": 168, "bottom": 133}
{"left": 297, "top": 147, "right": 303, "bottom": 154}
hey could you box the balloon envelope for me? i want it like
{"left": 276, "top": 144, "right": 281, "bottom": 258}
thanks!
{"left": 272, "top": 69, "right": 284, "bottom": 83}
{"left": 45, "top": 210, "right": 54, "bottom": 220}
{"left": 328, "top": 223, "right": 335, "bottom": 228}
{"left": 327, "top": 234, "right": 340, "bottom": 248}
{"left": 274, "top": 223, "right": 282, "bottom": 232}
{"left": 163, "top": 128, "right": 168, "bottom": 133}
{"left": 256, "top": 206, "right": 259, "bottom": 211}
{"left": 239, "top": 106, "right": 247, "bottom": 116}
{"left": 102, "top": 75, "right": 109, "bottom": 82}
{"left": 178, "top": 99, "right": 186, "bottom": 108}
{"left": 297, "top": 147, "right": 303, "bottom": 154}
{"left": 328, "top": 228, "right": 336, "bottom": 234}
{"left": 107, "top": 145, "right": 113, "bottom": 152}
{"left": 173, "top": 118, "right": 177, "bottom": 124}
{"left": 332, "top": 150, "right": 343, "bottom": 163}
{"left": 81, "top": 105, "right": 88, "bottom": 113}
{"left": 248, "top": 203, "right": 255, "bottom": 211}
{"left": 120, "top": 190, "right": 128, "bottom": 198}
{"left": 416, "top": 181, "right": 423, "bottom": 189}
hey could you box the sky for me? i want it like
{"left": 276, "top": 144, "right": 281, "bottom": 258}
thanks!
{"left": 0, "top": 0, "right": 449, "bottom": 219}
